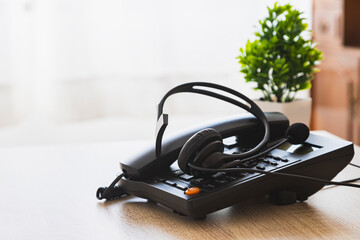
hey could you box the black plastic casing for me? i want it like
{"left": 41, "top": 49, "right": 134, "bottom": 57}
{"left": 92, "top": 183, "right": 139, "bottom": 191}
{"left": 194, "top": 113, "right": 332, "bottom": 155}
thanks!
{"left": 118, "top": 112, "right": 354, "bottom": 219}
{"left": 120, "top": 136, "right": 353, "bottom": 219}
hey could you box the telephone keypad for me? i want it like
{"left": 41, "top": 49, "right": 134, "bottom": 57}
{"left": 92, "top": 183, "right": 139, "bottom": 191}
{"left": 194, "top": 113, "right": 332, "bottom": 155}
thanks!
{"left": 256, "top": 164, "right": 266, "bottom": 170}
{"left": 175, "top": 184, "right": 188, "bottom": 191}
{"left": 172, "top": 170, "right": 184, "bottom": 176}
{"left": 164, "top": 180, "right": 177, "bottom": 186}
{"left": 152, "top": 150, "right": 301, "bottom": 196}
{"left": 179, "top": 174, "right": 194, "bottom": 181}
{"left": 262, "top": 158, "right": 271, "bottom": 164}
{"left": 270, "top": 161, "right": 278, "bottom": 166}
{"left": 224, "top": 175, "right": 237, "bottom": 181}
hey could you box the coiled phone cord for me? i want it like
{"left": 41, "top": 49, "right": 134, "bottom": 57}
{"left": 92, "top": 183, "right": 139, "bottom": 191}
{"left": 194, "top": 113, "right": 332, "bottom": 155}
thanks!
{"left": 96, "top": 173, "right": 126, "bottom": 200}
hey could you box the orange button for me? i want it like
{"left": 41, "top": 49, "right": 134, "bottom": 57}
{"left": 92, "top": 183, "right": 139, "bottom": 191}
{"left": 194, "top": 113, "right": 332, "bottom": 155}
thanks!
{"left": 185, "top": 187, "right": 200, "bottom": 195}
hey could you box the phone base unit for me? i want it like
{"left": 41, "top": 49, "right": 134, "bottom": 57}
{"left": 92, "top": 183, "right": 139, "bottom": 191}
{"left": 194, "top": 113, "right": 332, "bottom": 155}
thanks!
{"left": 118, "top": 112, "right": 354, "bottom": 219}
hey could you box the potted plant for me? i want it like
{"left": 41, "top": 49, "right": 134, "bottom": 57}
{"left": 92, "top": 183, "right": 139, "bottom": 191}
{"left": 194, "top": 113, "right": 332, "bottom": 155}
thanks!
{"left": 237, "top": 2, "right": 322, "bottom": 125}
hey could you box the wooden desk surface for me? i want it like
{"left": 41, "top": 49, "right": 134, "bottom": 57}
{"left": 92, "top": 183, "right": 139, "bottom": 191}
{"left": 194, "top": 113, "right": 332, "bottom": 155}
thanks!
{"left": 0, "top": 136, "right": 359, "bottom": 240}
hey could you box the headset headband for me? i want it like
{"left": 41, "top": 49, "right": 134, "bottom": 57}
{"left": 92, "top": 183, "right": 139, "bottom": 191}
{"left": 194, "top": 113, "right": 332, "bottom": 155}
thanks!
{"left": 155, "top": 82, "right": 270, "bottom": 158}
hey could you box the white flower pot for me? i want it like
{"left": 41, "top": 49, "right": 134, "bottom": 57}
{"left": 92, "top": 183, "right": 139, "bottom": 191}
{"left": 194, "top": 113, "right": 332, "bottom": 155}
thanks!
{"left": 254, "top": 98, "right": 312, "bottom": 126}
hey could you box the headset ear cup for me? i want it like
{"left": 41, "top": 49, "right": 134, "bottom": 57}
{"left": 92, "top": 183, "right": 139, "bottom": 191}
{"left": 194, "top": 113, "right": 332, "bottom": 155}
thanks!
{"left": 193, "top": 140, "right": 224, "bottom": 167}
{"left": 178, "top": 128, "right": 223, "bottom": 175}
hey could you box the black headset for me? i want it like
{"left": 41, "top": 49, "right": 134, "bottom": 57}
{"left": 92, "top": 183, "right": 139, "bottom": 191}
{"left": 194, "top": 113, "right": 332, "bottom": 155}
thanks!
{"left": 97, "top": 82, "right": 360, "bottom": 201}
{"left": 155, "top": 82, "right": 309, "bottom": 177}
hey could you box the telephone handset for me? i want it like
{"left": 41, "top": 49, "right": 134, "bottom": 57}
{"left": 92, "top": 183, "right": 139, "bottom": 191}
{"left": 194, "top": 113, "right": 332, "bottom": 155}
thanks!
{"left": 97, "top": 82, "right": 358, "bottom": 219}
{"left": 120, "top": 112, "right": 288, "bottom": 180}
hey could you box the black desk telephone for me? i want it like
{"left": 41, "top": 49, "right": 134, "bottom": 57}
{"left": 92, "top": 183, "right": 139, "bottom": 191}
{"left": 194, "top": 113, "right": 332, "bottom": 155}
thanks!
{"left": 97, "top": 82, "right": 359, "bottom": 219}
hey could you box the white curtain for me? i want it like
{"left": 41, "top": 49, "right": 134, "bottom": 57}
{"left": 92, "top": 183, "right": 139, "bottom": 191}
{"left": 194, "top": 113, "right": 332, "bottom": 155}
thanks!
{"left": 0, "top": 0, "right": 312, "bottom": 127}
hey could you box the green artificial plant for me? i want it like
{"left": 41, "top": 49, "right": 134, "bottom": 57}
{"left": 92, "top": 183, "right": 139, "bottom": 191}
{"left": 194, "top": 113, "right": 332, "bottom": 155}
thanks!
{"left": 237, "top": 2, "right": 322, "bottom": 102}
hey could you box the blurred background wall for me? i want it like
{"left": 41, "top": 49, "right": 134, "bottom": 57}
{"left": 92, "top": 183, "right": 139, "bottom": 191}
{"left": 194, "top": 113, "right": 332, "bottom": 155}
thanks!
{"left": 0, "top": 0, "right": 312, "bottom": 146}
{"left": 311, "top": 0, "right": 360, "bottom": 145}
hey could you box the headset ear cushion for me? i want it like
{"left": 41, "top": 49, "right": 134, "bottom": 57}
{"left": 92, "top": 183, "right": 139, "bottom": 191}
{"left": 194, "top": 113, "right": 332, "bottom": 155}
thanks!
{"left": 178, "top": 128, "right": 223, "bottom": 174}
